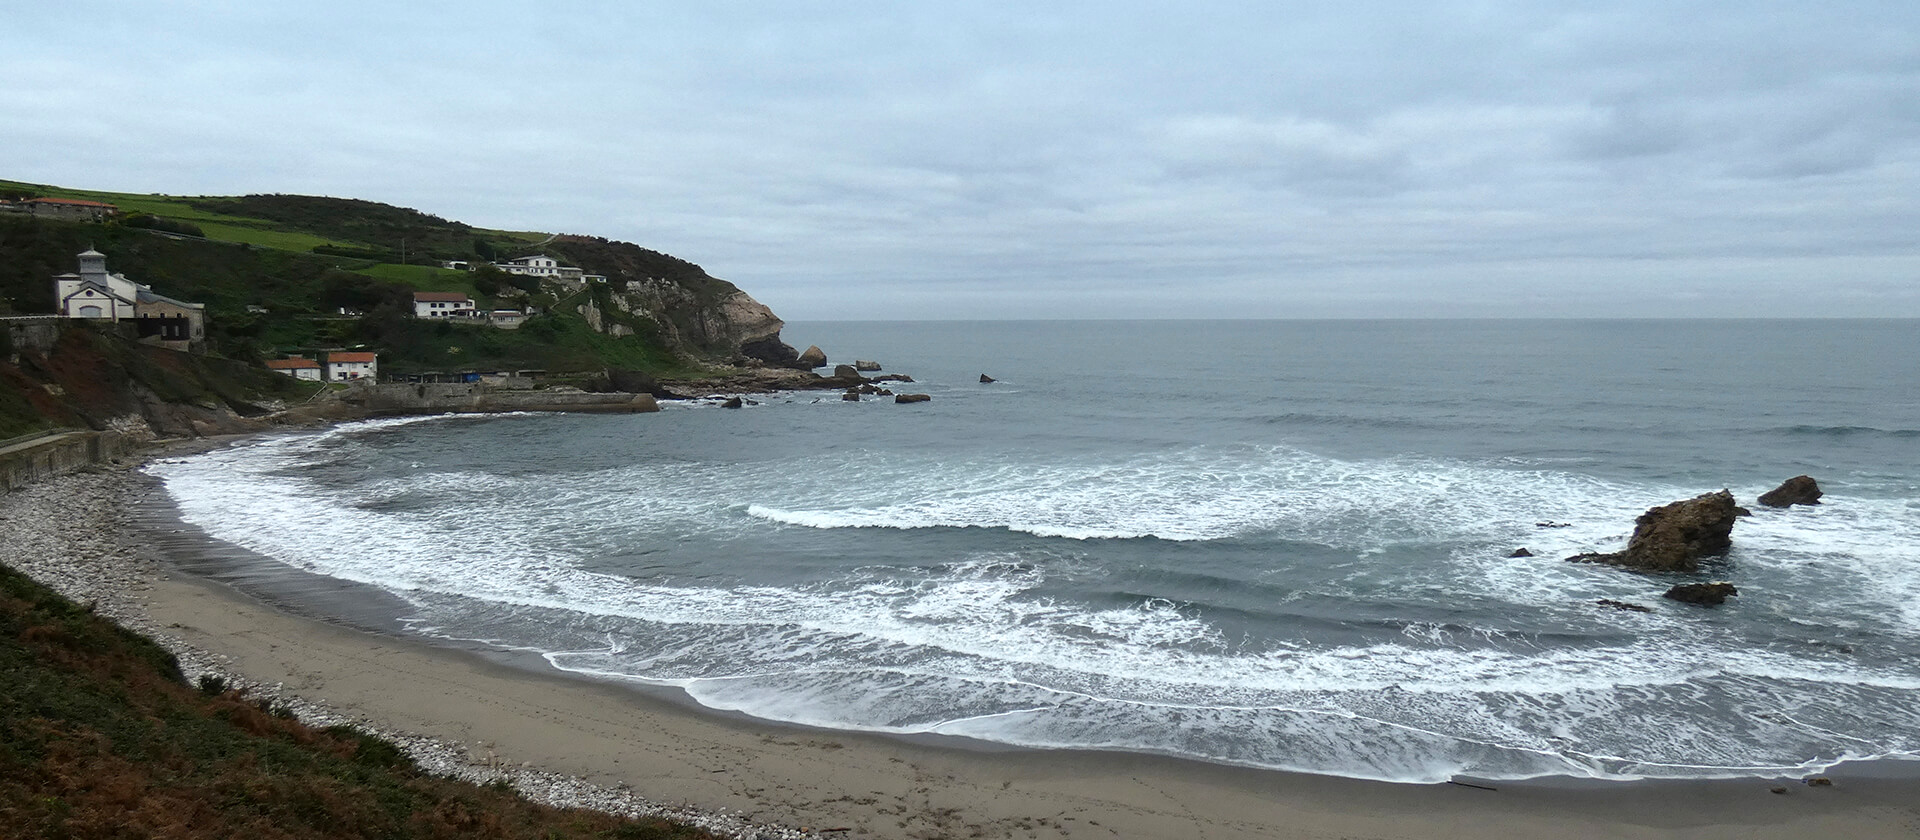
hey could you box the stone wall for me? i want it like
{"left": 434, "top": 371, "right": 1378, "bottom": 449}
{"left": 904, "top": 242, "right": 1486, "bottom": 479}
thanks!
{"left": 3, "top": 316, "right": 65, "bottom": 356}
{"left": 0, "top": 430, "right": 134, "bottom": 496}
{"left": 338, "top": 382, "right": 659, "bottom": 415}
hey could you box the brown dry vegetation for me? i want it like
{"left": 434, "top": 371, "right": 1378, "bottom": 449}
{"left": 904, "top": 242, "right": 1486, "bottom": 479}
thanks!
{"left": 0, "top": 562, "right": 719, "bottom": 839}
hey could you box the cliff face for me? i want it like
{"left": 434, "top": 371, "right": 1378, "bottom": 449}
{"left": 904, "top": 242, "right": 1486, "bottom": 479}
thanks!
{"left": 0, "top": 323, "right": 309, "bottom": 440}
{"left": 544, "top": 235, "right": 795, "bottom": 363}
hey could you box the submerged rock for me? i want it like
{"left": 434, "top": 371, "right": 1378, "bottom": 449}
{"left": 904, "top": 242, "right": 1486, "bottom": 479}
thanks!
{"left": 894, "top": 393, "right": 931, "bottom": 404}
{"left": 1758, "top": 475, "right": 1823, "bottom": 507}
{"left": 1597, "top": 599, "right": 1653, "bottom": 613}
{"left": 871, "top": 373, "right": 914, "bottom": 383}
{"left": 1508, "top": 548, "right": 1534, "bottom": 558}
{"left": 1664, "top": 581, "right": 1738, "bottom": 606}
{"left": 796, "top": 345, "right": 828, "bottom": 369}
{"left": 1569, "top": 490, "right": 1740, "bottom": 573}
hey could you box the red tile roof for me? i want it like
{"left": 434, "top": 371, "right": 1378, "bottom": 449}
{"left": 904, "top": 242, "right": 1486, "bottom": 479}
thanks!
{"left": 329, "top": 352, "right": 377, "bottom": 363}
{"left": 413, "top": 291, "right": 472, "bottom": 302}
{"left": 265, "top": 358, "right": 321, "bottom": 370}
{"left": 28, "top": 197, "right": 118, "bottom": 208}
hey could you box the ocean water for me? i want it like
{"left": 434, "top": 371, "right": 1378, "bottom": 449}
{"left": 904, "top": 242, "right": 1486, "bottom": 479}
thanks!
{"left": 148, "top": 320, "right": 1920, "bottom": 783}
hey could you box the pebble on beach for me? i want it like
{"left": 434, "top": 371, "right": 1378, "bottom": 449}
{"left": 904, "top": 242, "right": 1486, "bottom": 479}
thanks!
{"left": 0, "top": 460, "right": 816, "bottom": 840}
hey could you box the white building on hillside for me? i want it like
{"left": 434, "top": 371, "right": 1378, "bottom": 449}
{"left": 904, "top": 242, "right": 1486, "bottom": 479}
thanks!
{"left": 52, "top": 249, "right": 206, "bottom": 351}
{"left": 326, "top": 351, "right": 378, "bottom": 381}
{"left": 499, "top": 255, "right": 561, "bottom": 277}
{"left": 265, "top": 357, "right": 323, "bottom": 381}
{"left": 413, "top": 291, "right": 475, "bottom": 318}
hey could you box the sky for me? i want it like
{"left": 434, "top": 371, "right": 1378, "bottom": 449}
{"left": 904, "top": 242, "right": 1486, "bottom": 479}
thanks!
{"left": 5, "top": 1, "right": 1918, "bottom": 320}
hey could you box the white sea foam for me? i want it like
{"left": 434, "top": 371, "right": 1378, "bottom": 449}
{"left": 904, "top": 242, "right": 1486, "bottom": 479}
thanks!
{"left": 148, "top": 420, "right": 1920, "bottom": 783}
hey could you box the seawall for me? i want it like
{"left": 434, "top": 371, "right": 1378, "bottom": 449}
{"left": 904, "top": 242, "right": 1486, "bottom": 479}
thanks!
{"left": 0, "top": 429, "right": 135, "bottom": 496}
{"left": 337, "top": 382, "right": 660, "bottom": 415}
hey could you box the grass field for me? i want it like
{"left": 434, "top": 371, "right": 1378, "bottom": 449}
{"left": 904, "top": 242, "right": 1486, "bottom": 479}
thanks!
{"left": 0, "top": 179, "right": 550, "bottom": 255}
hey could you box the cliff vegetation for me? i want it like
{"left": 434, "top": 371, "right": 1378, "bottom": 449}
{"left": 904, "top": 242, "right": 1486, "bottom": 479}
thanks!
{"left": 0, "top": 561, "right": 716, "bottom": 839}
{"left": 0, "top": 179, "right": 797, "bottom": 377}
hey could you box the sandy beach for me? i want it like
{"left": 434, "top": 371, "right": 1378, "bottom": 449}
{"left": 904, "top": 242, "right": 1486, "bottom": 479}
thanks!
{"left": 7, "top": 449, "right": 1920, "bottom": 840}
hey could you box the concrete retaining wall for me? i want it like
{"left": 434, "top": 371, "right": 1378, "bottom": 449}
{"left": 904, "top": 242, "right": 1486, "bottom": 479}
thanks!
{"left": 0, "top": 430, "right": 134, "bottom": 496}
{"left": 3, "top": 316, "right": 65, "bottom": 356}
{"left": 341, "top": 383, "right": 659, "bottom": 415}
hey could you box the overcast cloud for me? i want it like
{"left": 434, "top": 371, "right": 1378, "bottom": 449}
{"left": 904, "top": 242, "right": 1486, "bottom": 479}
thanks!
{"left": 5, "top": 1, "right": 1917, "bottom": 318}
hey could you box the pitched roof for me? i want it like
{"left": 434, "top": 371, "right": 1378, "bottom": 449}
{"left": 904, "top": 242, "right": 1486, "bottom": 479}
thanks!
{"left": 29, "top": 198, "right": 117, "bottom": 208}
{"left": 134, "top": 287, "right": 204, "bottom": 309}
{"left": 265, "top": 358, "right": 322, "bottom": 370}
{"left": 328, "top": 352, "right": 377, "bottom": 363}
{"left": 413, "top": 291, "right": 472, "bottom": 302}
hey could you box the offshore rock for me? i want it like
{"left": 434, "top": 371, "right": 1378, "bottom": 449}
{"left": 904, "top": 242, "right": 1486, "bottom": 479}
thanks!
{"left": 1758, "top": 475, "right": 1823, "bottom": 508}
{"left": 1596, "top": 599, "right": 1652, "bottom": 613}
{"left": 1664, "top": 581, "right": 1739, "bottom": 606}
{"left": 1570, "top": 490, "right": 1740, "bottom": 573}
{"left": 1508, "top": 548, "right": 1534, "bottom": 558}
{"left": 721, "top": 396, "right": 743, "bottom": 409}
{"left": 604, "top": 369, "right": 665, "bottom": 397}
{"left": 738, "top": 335, "right": 802, "bottom": 368}
{"left": 895, "top": 393, "right": 931, "bottom": 404}
{"left": 854, "top": 360, "right": 882, "bottom": 371}
{"left": 980, "top": 374, "right": 996, "bottom": 383}
{"left": 841, "top": 390, "right": 860, "bottom": 401}
{"left": 797, "top": 345, "right": 828, "bottom": 368}
{"left": 872, "top": 374, "right": 914, "bottom": 383}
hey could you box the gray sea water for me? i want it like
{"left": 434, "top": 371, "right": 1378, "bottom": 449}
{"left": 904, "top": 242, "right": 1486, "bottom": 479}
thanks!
{"left": 149, "top": 319, "right": 1920, "bottom": 783}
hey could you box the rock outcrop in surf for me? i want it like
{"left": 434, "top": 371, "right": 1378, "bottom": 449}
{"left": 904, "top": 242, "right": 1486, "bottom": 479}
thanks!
{"left": 1568, "top": 490, "right": 1740, "bottom": 573}
{"left": 1664, "top": 582, "right": 1738, "bottom": 606}
{"left": 1758, "top": 475, "right": 1823, "bottom": 507}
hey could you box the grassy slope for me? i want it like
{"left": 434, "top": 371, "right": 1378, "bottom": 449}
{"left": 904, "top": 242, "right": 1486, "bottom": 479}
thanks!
{"left": 0, "top": 561, "right": 718, "bottom": 839}
{"left": 0, "top": 179, "right": 545, "bottom": 254}
{"left": 0, "top": 180, "right": 714, "bottom": 377}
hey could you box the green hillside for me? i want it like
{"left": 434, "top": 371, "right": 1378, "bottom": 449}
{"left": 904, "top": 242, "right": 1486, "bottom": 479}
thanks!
{"left": 0, "top": 179, "right": 759, "bottom": 377}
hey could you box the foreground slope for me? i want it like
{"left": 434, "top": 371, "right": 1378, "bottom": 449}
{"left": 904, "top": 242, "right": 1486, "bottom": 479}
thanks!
{"left": 0, "top": 561, "right": 717, "bottom": 839}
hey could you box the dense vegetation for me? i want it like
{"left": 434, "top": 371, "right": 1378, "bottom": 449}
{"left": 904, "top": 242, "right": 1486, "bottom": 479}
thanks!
{"left": 187, "top": 194, "right": 533, "bottom": 265}
{"left": 0, "top": 323, "right": 318, "bottom": 439}
{"left": 0, "top": 562, "right": 716, "bottom": 839}
{"left": 0, "top": 179, "right": 745, "bottom": 377}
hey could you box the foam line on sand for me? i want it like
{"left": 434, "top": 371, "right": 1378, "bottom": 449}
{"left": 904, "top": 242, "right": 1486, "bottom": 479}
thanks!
{"left": 7, "top": 451, "right": 1920, "bottom": 839}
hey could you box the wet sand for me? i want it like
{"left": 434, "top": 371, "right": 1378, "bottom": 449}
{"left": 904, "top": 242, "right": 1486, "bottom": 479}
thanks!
{"left": 11, "top": 450, "right": 1920, "bottom": 839}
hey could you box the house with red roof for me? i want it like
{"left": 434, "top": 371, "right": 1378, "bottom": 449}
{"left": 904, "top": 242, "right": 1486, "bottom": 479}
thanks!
{"left": 22, "top": 197, "right": 119, "bottom": 221}
{"left": 326, "top": 351, "right": 378, "bottom": 382}
{"left": 265, "top": 356, "right": 323, "bottom": 381}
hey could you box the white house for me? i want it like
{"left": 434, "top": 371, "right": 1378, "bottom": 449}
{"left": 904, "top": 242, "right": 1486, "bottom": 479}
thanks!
{"left": 326, "top": 351, "right": 378, "bottom": 381}
{"left": 52, "top": 249, "right": 207, "bottom": 351}
{"left": 265, "top": 356, "right": 323, "bottom": 381}
{"left": 54, "top": 249, "right": 139, "bottom": 320}
{"left": 499, "top": 255, "right": 561, "bottom": 277}
{"left": 412, "top": 291, "right": 476, "bottom": 318}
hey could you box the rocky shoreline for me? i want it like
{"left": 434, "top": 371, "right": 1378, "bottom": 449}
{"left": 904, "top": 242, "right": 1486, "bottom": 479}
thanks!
{"left": 0, "top": 444, "right": 818, "bottom": 840}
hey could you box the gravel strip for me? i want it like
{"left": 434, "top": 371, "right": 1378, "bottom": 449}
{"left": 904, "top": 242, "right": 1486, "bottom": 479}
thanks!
{"left": 1, "top": 459, "right": 817, "bottom": 840}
